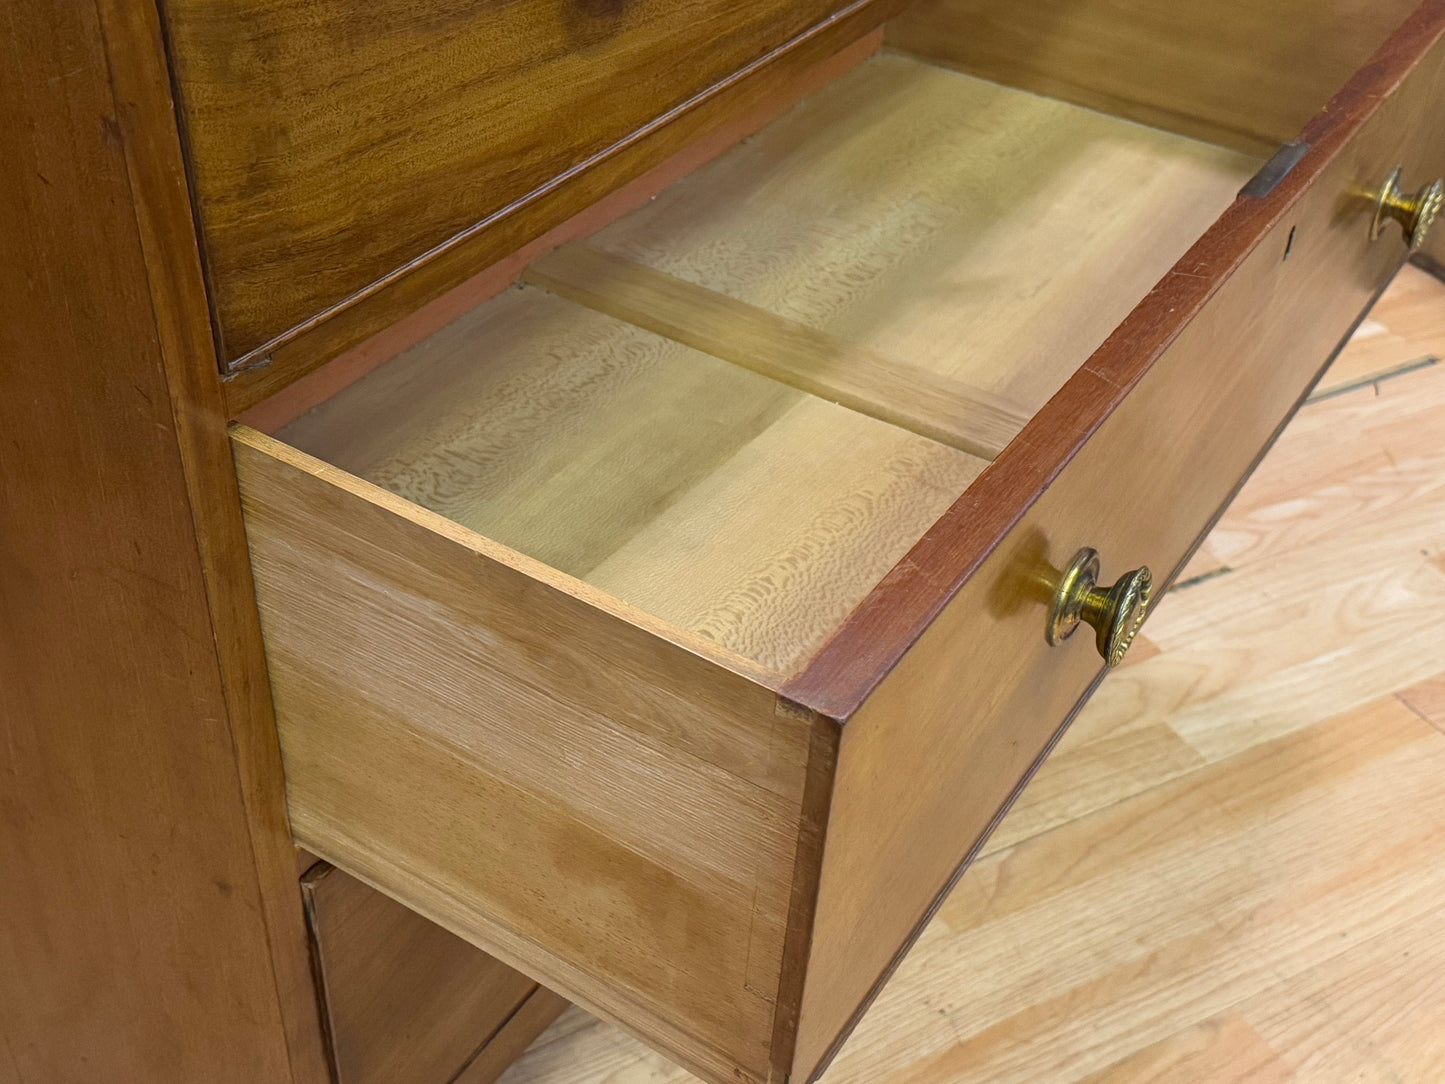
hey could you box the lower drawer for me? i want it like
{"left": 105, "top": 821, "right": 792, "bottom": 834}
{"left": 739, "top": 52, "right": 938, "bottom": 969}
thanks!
{"left": 302, "top": 862, "right": 566, "bottom": 1084}
{"left": 235, "top": 7, "right": 1445, "bottom": 1084}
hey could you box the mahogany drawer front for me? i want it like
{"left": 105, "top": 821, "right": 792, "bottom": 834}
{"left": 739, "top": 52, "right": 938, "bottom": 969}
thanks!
{"left": 231, "top": 7, "right": 1445, "bottom": 1084}
{"left": 161, "top": 0, "right": 866, "bottom": 370}
{"left": 302, "top": 861, "right": 566, "bottom": 1084}
{"left": 785, "top": 7, "right": 1445, "bottom": 1073}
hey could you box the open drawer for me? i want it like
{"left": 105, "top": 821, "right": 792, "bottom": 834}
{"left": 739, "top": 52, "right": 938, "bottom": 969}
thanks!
{"left": 233, "top": 8, "right": 1445, "bottom": 1083}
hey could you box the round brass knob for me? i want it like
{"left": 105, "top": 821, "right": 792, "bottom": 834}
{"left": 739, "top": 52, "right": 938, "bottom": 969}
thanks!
{"left": 1371, "top": 167, "right": 1444, "bottom": 251}
{"left": 1046, "top": 548, "right": 1152, "bottom": 667}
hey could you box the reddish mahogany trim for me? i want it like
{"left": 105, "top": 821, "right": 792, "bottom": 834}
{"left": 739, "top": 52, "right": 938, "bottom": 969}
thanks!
{"left": 783, "top": 0, "right": 1445, "bottom": 722}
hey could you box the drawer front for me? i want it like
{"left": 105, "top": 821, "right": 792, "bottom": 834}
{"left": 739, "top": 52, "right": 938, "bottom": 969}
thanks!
{"left": 162, "top": 0, "right": 872, "bottom": 369}
{"left": 302, "top": 862, "right": 565, "bottom": 1084}
{"left": 787, "top": 5, "right": 1445, "bottom": 1075}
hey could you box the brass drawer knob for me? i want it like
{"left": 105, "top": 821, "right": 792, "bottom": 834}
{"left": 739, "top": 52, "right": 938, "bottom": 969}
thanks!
{"left": 1046, "top": 548, "right": 1152, "bottom": 667}
{"left": 1372, "top": 166, "right": 1444, "bottom": 250}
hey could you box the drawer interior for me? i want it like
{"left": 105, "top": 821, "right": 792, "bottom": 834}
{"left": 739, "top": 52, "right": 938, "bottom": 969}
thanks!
{"left": 271, "top": 50, "right": 1259, "bottom": 679}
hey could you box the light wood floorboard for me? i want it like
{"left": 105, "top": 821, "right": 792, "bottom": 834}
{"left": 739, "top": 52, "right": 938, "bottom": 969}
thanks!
{"left": 499, "top": 268, "right": 1445, "bottom": 1083}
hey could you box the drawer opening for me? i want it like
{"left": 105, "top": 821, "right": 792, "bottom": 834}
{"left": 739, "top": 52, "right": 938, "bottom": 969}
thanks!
{"left": 258, "top": 50, "right": 1259, "bottom": 680}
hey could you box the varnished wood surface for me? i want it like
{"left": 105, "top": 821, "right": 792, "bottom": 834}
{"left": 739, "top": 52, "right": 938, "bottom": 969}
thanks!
{"left": 165, "top": 0, "right": 856, "bottom": 363}
{"left": 784, "top": 9, "right": 1445, "bottom": 1076}
{"left": 302, "top": 863, "right": 544, "bottom": 1084}
{"left": 92, "top": 2, "right": 332, "bottom": 1075}
{"left": 490, "top": 189, "right": 1445, "bottom": 1084}
{"left": 222, "top": 27, "right": 886, "bottom": 420}
{"left": 276, "top": 287, "right": 984, "bottom": 676}
{"left": 584, "top": 53, "right": 1255, "bottom": 420}
{"left": 0, "top": 2, "right": 325, "bottom": 1079}
{"left": 178, "top": 11, "right": 916, "bottom": 405}
{"left": 232, "top": 427, "right": 831, "bottom": 1084}
{"left": 232, "top": 30, "right": 884, "bottom": 432}
{"left": 887, "top": 0, "right": 1421, "bottom": 154}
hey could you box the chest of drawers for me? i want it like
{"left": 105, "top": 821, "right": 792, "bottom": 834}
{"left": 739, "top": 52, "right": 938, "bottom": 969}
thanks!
{"left": 221, "top": 3, "right": 1445, "bottom": 1080}
{"left": 6, "top": 1, "right": 1443, "bottom": 1081}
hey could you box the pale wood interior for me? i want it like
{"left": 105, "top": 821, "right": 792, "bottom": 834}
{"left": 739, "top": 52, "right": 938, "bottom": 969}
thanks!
{"left": 569, "top": 53, "right": 1258, "bottom": 413}
{"left": 276, "top": 288, "right": 983, "bottom": 676}
{"left": 885, "top": 0, "right": 1422, "bottom": 155}
{"left": 494, "top": 262, "right": 1445, "bottom": 1084}
{"left": 277, "top": 52, "right": 1259, "bottom": 678}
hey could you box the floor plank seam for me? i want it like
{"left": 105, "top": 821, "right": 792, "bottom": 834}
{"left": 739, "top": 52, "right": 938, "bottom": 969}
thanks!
{"left": 1169, "top": 565, "right": 1236, "bottom": 592}
{"left": 982, "top": 736, "right": 1241, "bottom": 859}
{"left": 1306, "top": 354, "right": 1438, "bottom": 402}
{"left": 1394, "top": 691, "right": 1445, "bottom": 736}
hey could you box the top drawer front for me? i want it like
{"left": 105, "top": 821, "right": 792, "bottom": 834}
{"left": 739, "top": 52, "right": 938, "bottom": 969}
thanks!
{"left": 163, "top": 0, "right": 855, "bottom": 366}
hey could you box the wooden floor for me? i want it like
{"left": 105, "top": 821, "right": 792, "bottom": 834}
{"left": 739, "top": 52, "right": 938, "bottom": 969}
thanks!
{"left": 499, "top": 264, "right": 1445, "bottom": 1084}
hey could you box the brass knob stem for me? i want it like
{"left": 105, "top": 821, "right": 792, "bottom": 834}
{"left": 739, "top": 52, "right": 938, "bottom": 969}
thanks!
{"left": 1372, "top": 167, "right": 1444, "bottom": 251}
{"left": 1046, "top": 548, "right": 1152, "bottom": 667}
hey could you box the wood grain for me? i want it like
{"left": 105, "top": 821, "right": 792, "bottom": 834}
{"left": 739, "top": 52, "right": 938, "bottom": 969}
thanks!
{"left": 303, "top": 863, "right": 553, "bottom": 1084}
{"left": 785, "top": 7, "right": 1445, "bottom": 1077}
{"left": 1018, "top": 331, "right": 1445, "bottom": 853}
{"left": 222, "top": 27, "right": 887, "bottom": 421}
{"left": 164, "top": 0, "right": 863, "bottom": 363}
{"left": 92, "top": 1, "right": 334, "bottom": 1076}
{"left": 793, "top": 0, "right": 1445, "bottom": 726}
{"left": 0, "top": 1, "right": 325, "bottom": 1078}
{"left": 232, "top": 427, "right": 832, "bottom": 1084}
{"left": 1174, "top": 348, "right": 1445, "bottom": 585}
{"left": 215, "top": 12, "right": 902, "bottom": 416}
{"left": 472, "top": 213, "right": 1445, "bottom": 1084}
{"left": 170, "top": 9, "right": 920, "bottom": 401}
{"left": 499, "top": 703, "right": 1445, "bottom": 1083}
{"left": 587, "top": 53, "right": 1256, "bottom": 419}
{"left": 276, "top": 287, "right": 985, "bottom": 676}
{"left": 815, "top": 253, "right": 1445, "bottom": 1084}
{"left": 525, "top": 243, "right": 1030, "bottom": 460}
{"left": 886, "top": 0, "right": 1422, "bottom": 155}
{"left": 1238, "top": 900, "right": 1445, "bottom": 1080}
{"left": 1075, "top": 1016, "right": 1294, "bottom": 1083}
{"left": 979, "top": 722, "right": 1206, "bottom": 856}
{"left": 1087, "top": 549, "right": 1445, "bottom": 767}
{"left": 233, "top": 31, "right": 885, "bottom": 432}
{"left": 833, "top": 697, "right": 1445, "bottom": 1084}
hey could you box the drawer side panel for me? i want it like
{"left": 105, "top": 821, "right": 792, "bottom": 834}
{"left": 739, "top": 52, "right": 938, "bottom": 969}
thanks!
{"left": 232, "top": 429, "right": 821, "bottom": 1084}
